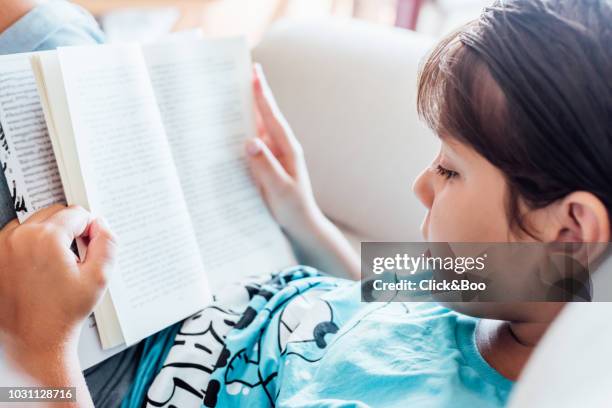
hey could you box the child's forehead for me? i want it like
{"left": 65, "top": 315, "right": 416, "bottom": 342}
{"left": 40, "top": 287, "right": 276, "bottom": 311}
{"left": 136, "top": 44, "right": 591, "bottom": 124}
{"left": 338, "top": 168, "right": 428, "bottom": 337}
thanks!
{"left": 439, "top": 135, "right": 471, "bottom": 157}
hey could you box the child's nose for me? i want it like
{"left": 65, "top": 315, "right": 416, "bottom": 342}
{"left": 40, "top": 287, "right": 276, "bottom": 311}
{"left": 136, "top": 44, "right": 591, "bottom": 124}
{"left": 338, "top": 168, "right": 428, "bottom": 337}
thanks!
{"left": 412, "top": 168, "right": 434, "bottom": 210}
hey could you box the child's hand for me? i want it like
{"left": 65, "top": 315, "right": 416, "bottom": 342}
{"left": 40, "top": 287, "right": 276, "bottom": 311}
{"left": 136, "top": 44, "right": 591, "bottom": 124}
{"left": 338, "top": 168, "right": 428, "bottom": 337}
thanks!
{"left": 246, "top": 65, "right": 360, "bottom": 279}
{"left": 0, "top": 205, "right": 117, "bottom": 364}
{"left": 246, "top": 64, "right": 323, "bottom": 235}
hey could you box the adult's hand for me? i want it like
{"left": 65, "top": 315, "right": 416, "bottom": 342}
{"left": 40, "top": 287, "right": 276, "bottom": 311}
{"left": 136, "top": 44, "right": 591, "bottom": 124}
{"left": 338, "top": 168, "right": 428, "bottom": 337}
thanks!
{"left": 0, "top": 205, "right": 116, "bottom": 406}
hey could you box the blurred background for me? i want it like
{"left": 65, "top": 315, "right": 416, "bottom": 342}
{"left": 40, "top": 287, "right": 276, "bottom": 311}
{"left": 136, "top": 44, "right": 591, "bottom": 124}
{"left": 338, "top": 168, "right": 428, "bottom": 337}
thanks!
{"left": 74, "top": 0, "right": 491, "bottom": 44}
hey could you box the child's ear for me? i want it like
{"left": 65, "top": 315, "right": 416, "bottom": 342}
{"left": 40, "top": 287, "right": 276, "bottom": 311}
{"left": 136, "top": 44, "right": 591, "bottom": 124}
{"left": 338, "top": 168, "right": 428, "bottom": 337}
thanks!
{"left": 553, "top": 192, "right": 610, "bottom": 243}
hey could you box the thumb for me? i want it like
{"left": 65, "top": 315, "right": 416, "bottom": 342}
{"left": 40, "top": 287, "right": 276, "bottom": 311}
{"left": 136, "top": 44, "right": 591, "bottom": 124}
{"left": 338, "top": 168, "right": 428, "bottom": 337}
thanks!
{"left": 79, "top": 218, "right": 117, "bottom": 291}
{"left": 246, "top": 137, "right": 291, "bottom": 193}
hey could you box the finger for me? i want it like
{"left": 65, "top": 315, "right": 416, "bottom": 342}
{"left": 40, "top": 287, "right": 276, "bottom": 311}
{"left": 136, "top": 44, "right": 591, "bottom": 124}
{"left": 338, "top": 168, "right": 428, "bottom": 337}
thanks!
{"left": 46, "top": 205, "right": 92, "bottom": 247}
{"left": 253, "top": 98, "right": 266, "bottom": 138}
{"left": 79, "top": 218, "right": 117, "bottom": 290}
{"left": 253, "top": 103, "right": 274, "bottom": 149}
{"left": 24, "top": 204, "right": 66, "bottom": 224}
{"left": 246, "top": 137, "right": 292, "bottom": 192}
{"left": 253, "top": 64, "right": 301, "bottom": 156}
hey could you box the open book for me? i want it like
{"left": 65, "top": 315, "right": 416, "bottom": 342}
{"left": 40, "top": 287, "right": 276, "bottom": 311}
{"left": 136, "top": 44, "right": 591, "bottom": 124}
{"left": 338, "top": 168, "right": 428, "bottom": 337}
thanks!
{"left": 0, "top": 38, "right": 294, "bottom": 368}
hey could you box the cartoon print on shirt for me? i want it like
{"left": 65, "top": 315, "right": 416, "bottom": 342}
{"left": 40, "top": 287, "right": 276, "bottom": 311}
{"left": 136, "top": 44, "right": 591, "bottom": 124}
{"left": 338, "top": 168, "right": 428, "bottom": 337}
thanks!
{"left": 277, "top": 287, "right": 339, "bottom": 353}
{"left": 206, "top": 279, "right": 340, "bottom": 406}
{"left": 146, "top": 266, "right": 337, "bottom": 408}
{"left": 144, "top": 272, "right": 290, "bottom": 407}
{"left": 146, "top": 306, "right": 241, "bottom": 407}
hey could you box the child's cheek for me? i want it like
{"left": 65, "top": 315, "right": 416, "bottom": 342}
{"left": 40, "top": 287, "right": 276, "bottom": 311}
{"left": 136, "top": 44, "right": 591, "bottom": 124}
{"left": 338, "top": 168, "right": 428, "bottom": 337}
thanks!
{"left": 426, "top": 189, "right": 471, "bottom": 242}
{"left": 428, "top": 186, "right": 497, "bottom": 242}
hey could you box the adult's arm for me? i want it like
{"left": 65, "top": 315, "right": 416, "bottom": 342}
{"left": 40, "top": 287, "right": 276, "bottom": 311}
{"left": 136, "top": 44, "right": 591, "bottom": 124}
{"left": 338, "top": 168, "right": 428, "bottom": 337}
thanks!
{"left": 0, "top": 0, "right": 104, "bottom": 54}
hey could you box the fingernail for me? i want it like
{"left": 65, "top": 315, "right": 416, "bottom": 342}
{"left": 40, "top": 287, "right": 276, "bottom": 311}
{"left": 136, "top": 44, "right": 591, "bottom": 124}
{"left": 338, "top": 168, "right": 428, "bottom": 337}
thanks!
{"left": 246, "top": 138, "right": 262, "bottom": 156}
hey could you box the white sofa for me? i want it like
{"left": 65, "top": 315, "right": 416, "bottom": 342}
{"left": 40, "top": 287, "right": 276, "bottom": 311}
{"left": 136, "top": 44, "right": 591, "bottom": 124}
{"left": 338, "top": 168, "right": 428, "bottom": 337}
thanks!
{"left": 253, "top": 18, "right": 612, "bottom": 407}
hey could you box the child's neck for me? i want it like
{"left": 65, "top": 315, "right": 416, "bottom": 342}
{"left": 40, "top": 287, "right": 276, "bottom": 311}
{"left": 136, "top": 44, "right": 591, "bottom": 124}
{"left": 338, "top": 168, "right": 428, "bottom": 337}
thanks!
{"left": 476, "top": 319, "right": 554, "bottom": 381}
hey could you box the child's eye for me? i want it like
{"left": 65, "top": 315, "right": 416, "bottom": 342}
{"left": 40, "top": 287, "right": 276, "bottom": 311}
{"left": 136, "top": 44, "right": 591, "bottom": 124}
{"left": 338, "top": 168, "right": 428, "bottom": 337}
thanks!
{"left": 435, "top": 165, "right": 459, "bottom": 180}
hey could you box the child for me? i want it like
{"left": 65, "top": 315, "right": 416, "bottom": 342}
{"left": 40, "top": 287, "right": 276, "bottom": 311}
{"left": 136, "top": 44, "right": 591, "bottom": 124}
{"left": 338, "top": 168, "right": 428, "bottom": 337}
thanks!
{"left": 135, "top": 0, "right": 611, "bottom": 406}
{"left": 3, "top": 0, "right": 611, "bottom": 407}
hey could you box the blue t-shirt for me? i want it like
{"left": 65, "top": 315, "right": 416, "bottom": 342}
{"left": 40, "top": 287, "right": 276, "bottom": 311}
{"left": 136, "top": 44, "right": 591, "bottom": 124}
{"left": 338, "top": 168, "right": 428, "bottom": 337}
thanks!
{"left": 200, "top": 268, "right": 513, "bottom": 407}
{"left": 0, "top": 0, "right": 104, "bottom": 227}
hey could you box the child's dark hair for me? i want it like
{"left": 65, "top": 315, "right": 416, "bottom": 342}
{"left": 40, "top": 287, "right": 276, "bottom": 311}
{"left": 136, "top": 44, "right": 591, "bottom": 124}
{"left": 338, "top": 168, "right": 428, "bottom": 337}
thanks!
{"left": 417, "top": 0, "right": 612, "bottom": 235}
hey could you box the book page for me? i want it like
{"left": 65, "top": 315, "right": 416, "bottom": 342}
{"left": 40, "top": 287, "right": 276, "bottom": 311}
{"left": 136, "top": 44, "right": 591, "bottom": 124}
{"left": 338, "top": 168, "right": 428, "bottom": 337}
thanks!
{"left": 143, "top": 38, "right": 294, "bottom": 291}
{"left": 32, "top": 52, "right": 126, "bottom": 350}
{"left": 56, "top": 44, "right": 211, "bottom": 345}
{"left": 0, "top": 53, "right": 65, "bottom": 221}
{"left": 0, "top": 52, "right": 127, "bottom": 368}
